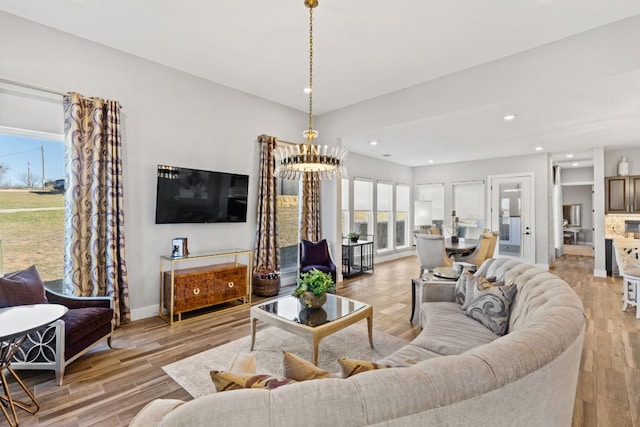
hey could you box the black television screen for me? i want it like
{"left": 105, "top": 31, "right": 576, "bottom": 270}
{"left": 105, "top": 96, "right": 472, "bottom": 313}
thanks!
{"left": 155, "top": 165, "right": 249, "bottom": 224}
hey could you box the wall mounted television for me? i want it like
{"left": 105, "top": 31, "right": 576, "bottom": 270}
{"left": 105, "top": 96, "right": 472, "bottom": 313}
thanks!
{"left": 155, "top": 165, "right": 249, "bottom": 224}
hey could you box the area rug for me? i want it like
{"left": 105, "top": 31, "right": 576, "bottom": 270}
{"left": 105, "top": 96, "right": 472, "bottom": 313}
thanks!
{"left": 162, "top": 325, "right": 407, "bottom": 398}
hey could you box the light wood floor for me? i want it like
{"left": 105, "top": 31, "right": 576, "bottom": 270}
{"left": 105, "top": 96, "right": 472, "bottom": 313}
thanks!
{"left": 6, "top": 255, "right": 639, "bottom": 426}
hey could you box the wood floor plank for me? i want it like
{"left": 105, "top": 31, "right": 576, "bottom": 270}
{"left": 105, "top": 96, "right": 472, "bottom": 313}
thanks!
{"left": 5, "top": 254, "right": 638, "bottom": 426}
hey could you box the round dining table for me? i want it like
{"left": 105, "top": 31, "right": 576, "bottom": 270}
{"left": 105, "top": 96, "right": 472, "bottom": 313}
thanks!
{"left": 444, "top": 238, "right": 477, "bottom": 257}
{"left": 0, "top": 304, "right": 67, "bottom": 426}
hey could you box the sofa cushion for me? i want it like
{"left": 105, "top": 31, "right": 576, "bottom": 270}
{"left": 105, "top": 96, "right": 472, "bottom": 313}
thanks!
{"left": 0, "top": 265, "right": 48, "bottom": 308}
{"left": 417, "top": 302, "right": 499, "bottom": 355}
{"left": 63, "top": 307, "right": 113, "bottom": 347}
{"left": 376, "top": 344, "right": 442, "bottom": 367}
{"left": 210, "top": 371, "right": 296, "bottom": 392}
{"left": 338, "top": 358, "right": 389, "bottom": 377}
{"left": 465, "top": 283, "right": 518, "bottom": 335}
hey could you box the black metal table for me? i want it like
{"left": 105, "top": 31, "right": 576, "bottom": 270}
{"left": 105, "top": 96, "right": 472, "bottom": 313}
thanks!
{"left": 342, "top": 239, "right": 374, "bottom": 278}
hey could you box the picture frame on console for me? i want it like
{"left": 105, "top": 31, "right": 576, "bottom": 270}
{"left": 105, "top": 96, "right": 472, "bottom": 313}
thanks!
{"left": 171, "top": 237, "right": 189, "bottom": 258}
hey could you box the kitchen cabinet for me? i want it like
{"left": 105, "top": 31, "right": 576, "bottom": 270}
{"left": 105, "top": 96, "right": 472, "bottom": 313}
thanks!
{"left": 605, "top": 175, "right": 640, "bottom": 214}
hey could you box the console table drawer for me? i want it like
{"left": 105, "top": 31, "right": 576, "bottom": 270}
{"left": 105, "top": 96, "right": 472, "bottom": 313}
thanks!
{"left": 164, "top": 264, "right": 247, "bottom": 314}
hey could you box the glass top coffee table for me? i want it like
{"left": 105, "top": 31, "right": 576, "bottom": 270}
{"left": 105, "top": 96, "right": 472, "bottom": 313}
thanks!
{"left": 250, "top": 294, "right": 373, "bottom": 365}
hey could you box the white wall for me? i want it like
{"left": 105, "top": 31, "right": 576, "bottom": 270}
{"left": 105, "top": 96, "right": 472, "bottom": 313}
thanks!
{"left": 605, "top": 148, "right": 640, "bottom": 176}
{"left": 0, "top": 12, "right": 306, "bottom": 319}
{"left": 413, "top": 153, "right": 551, "bottom": 267}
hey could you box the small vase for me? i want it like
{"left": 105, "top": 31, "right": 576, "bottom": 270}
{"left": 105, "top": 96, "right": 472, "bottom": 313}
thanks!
{"left": 618, "top": 157, "right": 630, "bottom": 176}
{"left": 298, "top": 307, "right": 328, "bottom": 326}
{"left": 299, "top": 291, "right": 326, "bottom": 309}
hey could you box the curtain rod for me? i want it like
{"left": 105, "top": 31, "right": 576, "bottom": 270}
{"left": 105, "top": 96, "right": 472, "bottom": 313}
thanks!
{"left": 0, "top": 78, "right": 124, "bottom": 108}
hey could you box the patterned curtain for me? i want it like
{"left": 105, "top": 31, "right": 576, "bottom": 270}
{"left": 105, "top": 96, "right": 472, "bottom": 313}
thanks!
{"left": 300, "top": 173, "right": 321, "bottom": 241}
{"left": 63, "top": 93, "right": 131, "bottom": 326}
{"left": 253, "top": 135, "right": 280, "bottom": 275}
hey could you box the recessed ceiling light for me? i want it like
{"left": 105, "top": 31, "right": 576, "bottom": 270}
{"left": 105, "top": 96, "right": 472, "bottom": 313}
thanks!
{"left": 428, "top": 160, "right": 434, "bottom": 164}
{"left": 370, "top": 141, "right": 378, "bottom": 146}
{"left": 566, "top": 154, "right": 574, "bottom": 158}
{"left": 303, "top": 87, "right": 312, "bottom": 94}
{"left": 572, "top": 162, "right": 579, "bottom": 167}
{"left": 503, "top": 114, "right": 517, "bottom": 121}
{"left": 535, "top": 146, "right": 543, "bottom": 151}
{"left": 382, "top": 154, "right": 391, "bottom": 157}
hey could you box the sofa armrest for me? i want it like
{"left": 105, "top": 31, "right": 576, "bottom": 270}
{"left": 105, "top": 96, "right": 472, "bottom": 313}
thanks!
{"left": 45, "top": 288, "right": 113, "bottom": 310}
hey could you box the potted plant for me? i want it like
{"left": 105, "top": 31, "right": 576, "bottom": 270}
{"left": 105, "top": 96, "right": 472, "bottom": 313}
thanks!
{"left": 292, "top": 268, "right": 336, "bottom": 309}
{"left": 347, "top": 231, "right": 359, "bottom": 243}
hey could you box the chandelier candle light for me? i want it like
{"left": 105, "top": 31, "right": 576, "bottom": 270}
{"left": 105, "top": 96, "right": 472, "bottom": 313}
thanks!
{"left": 273, "top": 0, "right": 348, "bottom": 180}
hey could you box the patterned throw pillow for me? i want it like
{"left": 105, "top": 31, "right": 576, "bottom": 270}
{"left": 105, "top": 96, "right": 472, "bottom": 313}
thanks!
{"left": 337, "top": 358, "right": 389, "bottom": 378}
{"left": 0, "top": 265, "right": 48, "bottom": 308}
{"left": 454, "top": 271, "right": 472, "bottom": 305}
{"left": 209, "top": 371, "right": 296, "bottom": 392}
{"left": 464, "top": 283, "right": 518, "bottom": 336}
{"left": 460, "top": 275, "right": 503, "bottom": 311}
{"left": 282, "top": 351, "right": 332, "bottom": 381}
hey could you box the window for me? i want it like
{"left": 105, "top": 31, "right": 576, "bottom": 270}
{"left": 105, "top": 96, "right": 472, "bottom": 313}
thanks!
{"left": 276, "top": 177, "right": 299, "bottom": 270}
{"left": 341, "top": 178, "right": 350, "bottom": 236}
{"left": 417, "top": 183, "right": 444, "bottom": 228}
{"left": 395, "top": 185, "right": 410, "bottom": 247}
{"left": 353, "top": 179, "right": 373, "bottom": 240}
{"left": 0, "top": 131, "right": 65, "bottom": 284}
{"left": 376, "top": 182, "right": 393, "bottom": 250}
{"left": 453, "top": 181, "right": 485, "bottom": 228}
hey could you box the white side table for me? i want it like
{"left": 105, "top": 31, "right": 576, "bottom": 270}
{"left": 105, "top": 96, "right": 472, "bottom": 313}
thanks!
{"left": 0, "top": 304, "right": 67, "bottom": 426}
{"left": 411, "top": 271, "right": 459, "bottom": 325}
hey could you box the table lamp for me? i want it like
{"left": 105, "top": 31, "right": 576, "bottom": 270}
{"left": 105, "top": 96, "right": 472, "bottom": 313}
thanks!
{"left": 414, "top": 201, "right": 433, "bottom": 233}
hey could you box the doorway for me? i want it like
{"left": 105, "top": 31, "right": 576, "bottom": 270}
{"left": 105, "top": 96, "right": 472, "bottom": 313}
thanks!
{"left": 489, "top": 174, "right": 535, "bottom": 265}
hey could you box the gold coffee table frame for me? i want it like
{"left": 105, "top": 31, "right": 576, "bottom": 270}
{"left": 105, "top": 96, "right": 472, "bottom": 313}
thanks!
{"left": 250, "top": 294, "right": 373, "bottom": 365}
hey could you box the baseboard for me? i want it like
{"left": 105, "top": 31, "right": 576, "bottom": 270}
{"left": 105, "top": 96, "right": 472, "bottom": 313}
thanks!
{"left": 593, "top": 269, "right": 607, "bottom": 278}
{"left": 131, "top": 304, "right": 158, "bottom": 321}
{"left": 535, "top": 263, "right": 550, "bottom": 271}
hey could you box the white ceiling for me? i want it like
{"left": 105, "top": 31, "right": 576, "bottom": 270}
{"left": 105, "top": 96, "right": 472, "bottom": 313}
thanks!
{"left": 2, "top": 0, "right": 639, "bottom": 167}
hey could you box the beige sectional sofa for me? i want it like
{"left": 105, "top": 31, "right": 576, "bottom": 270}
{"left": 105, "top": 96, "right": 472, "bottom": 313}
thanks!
{"left": 131, "top": 258, "right": 585, "bottom": 426}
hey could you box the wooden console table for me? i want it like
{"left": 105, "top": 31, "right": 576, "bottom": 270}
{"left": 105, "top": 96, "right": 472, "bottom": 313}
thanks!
{"left": 159, "top": 248, "right": 252, "bottom": 325}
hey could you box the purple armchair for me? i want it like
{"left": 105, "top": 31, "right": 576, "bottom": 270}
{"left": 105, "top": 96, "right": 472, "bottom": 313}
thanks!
{"left": 299, "top": 239, "right": 337, "bottom": 285}
{"left": 0, "top": 266, "right": 113, "bottom": 385}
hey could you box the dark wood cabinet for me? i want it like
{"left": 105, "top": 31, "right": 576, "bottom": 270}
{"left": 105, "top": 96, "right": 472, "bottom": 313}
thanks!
{"left": 164, "top": 263, "right": 247, "bottom": 314}
{"left": 159, "top": 249, "right": 252, "bottom": 324}
{"left": 605, "top": 175, "right": 640, "bottom": 214}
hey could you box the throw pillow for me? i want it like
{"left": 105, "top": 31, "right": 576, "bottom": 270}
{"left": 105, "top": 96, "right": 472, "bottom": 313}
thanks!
{"left": 300, "top": 239, "right": 330, "bottom": 266}
{"left": 227, "top": 352, "right": 256, "bottom": 375}
{"left": 465, "top": 283, "right": 518, "bottom": 336}
{"left": 209, "top": 370, "right": 296, "bottom": 392}
{"left": 337, "top": 358, "right": 389, "bottom": 378}
{"left": 454, "top": 271, "right": 472, "bottom": 305}
{"left": 460, "top": 275, "right": 503, "bottom": 311}
{"left": 282, "top": 351, "right": 332, "bottom": 381}
{"left": 0, "top": 265, "right": 48, "bottom": 308}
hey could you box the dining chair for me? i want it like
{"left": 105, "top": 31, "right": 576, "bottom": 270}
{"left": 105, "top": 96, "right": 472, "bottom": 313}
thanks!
{"left": 612, "top": 238, "right": 640, "bottom": 318}
{"left": 459, "top": 226, "right": 488, "bottom": 240}
{"left": 486, "top": 231, "right": 499, "bottom": 259}
{"left": 455, "top": 232, "right": 493, "bottom": 266}
{"left": 415, "top": 234, "right": 453, "bottom": 278}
